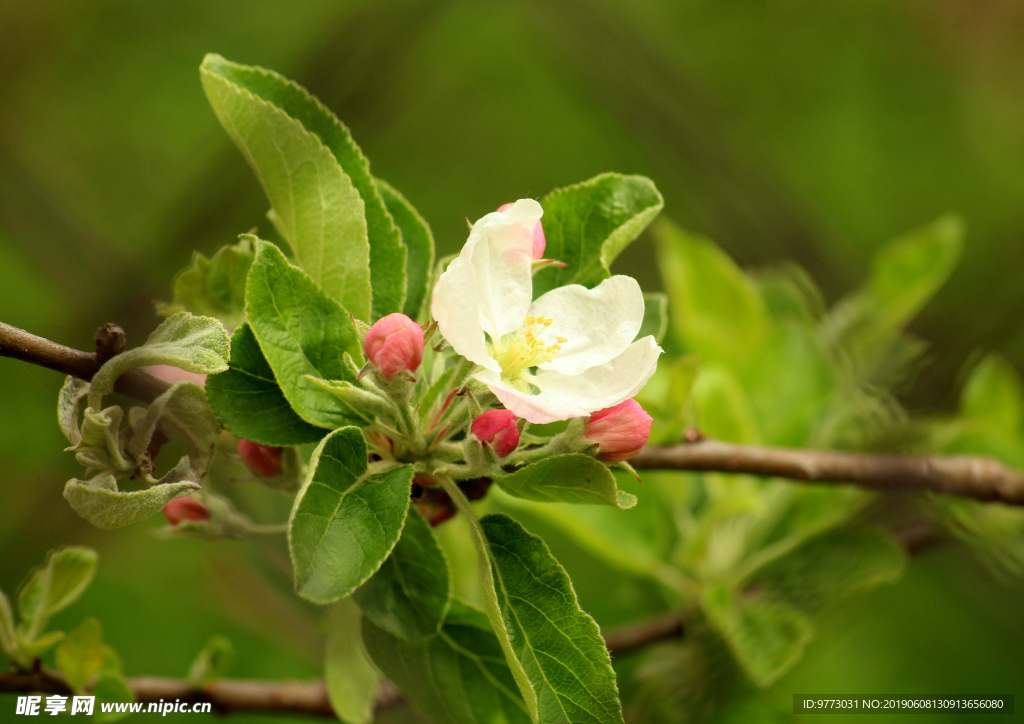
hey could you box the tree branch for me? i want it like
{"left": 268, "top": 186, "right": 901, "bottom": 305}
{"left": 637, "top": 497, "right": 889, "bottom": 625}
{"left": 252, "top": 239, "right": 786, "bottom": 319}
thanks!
{"left": 631, "top": 439, "right": 1024, "bottom": 506}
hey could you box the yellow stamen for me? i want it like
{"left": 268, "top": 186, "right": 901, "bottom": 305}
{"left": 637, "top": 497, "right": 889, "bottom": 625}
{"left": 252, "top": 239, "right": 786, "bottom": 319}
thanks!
{"left": 493, "top": 314, "right": 568, "bottom": 388}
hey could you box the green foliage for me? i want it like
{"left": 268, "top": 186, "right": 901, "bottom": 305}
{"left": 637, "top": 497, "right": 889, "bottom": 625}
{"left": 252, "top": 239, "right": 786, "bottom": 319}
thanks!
{"left": 64, "top": 474, "right": 200, "bottom": 531}
{"left": 186, "top": 634, "right": 234, "bottom": 686}
{"left": 17, "top": 547, "right": 97, "bottom": 643}
{"left": 378, "top": 178, "right": 436, "bottom": 321}
{"left": 354, "top": 507, "right": 450, "bottom": 641}
{"left": 325, "top": 598, "right": 381, "bottom": 724}
{"left": 495, "top": 454, "right": 637, "bottom": 509}
{"left": 55, "top": 618, "right": 105, "bottom": 692}
{"left": 533, "top": 173, "right": 664, "bottom": 298}
{"left": 206, "top": 324, "right": 326, "bottom": 445}
{"left": 156, "top": 238, "right": 254, "bottom": 328}
{"left": 244, "top": 238, "right": 367, "bottom": 429}
{"left": 288, "top": 427, "right": 413, "bottom": 604}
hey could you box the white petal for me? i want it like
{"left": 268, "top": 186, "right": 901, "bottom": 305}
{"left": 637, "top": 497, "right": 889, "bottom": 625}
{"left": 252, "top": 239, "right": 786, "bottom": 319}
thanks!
{"left": 431, "top": 255, "right": 497, "bottom": 371}
{"left": 532, "top": 336, "right": 663, "bottom": 415}
{"left": 528, "top": 276, "right": 645, "bottom": 376}
{"left": 473, "top": 368, "right": 590, "bottom": 424}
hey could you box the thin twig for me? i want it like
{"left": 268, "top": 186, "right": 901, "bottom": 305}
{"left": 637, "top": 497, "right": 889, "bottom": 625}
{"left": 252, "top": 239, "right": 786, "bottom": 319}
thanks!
{"left": 631, "top": 439, "right": 1024, "bottom": 506}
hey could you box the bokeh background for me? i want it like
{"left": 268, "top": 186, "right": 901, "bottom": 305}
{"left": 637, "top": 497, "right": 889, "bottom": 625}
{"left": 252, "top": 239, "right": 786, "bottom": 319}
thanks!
{"left": 2, "top": 1, "right": 1024, "bottom": 721}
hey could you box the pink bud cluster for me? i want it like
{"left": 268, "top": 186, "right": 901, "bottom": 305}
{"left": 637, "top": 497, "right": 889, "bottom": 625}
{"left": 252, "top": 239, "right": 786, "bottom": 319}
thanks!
{"left": 471, "top": 409, "right": 520, "bottom": 458}
{"left": 584, "top": 399, "right": 652, "bottom": 463}
{"left": 364, "top": 313, "right": 424, "bottom": 381}
{"left": 498, "top": 202, "right": 546, "bottom": 260}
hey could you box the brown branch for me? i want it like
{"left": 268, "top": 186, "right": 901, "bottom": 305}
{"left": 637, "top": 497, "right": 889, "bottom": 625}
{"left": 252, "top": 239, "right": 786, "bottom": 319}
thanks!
{"left": 631, "top": 439, "right": 1024, "bottom": 506}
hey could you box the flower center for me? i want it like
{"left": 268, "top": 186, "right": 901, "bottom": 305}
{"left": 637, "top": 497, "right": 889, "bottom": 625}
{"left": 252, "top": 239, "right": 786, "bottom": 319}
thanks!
{"left": 494, "top": 315, "right": 566, "bottom": 389}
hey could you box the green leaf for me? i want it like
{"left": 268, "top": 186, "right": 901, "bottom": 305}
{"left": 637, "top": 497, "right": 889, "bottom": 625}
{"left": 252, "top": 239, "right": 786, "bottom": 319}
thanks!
{"left": 637, "top": 292, "right": 668, "bottom": 344}
{"left": 88, "top": 312, "right": 230, "bottom": 410}
{"left": 0, "top": 589, "right": 19, "bottom": 661}
{"left": 156, "top": 238, "right": 254, "bottom": 328}
{"left": 701, "top": 583, "right": 813, "bottom": 688}
{"left": 482, "top": 513, "right": 625, "bottom": 724}
{"left": 206, "top": 324, "right": 326, "bottom": 445}
{"left": 57, "top": 376, "right": 90, "bottom": 447}
{"left": 363, "top": 598, "right": 532, "bottom": 724}
{"left": 64, "top": 473, "right": 199, "bottom": 530}
{"left": 56, "top": 618, "right": 105, "bottom": 693}
{"left": 961, "top": 354, "right": 1023, "bottom": 432}
{"left": 17, "top": 547, "right": 97, "bottom": 642}
{"left": 245, "top": 239, "right": 367, "bottom": 429}
{"left": 534, "top": 173, "right": 664, "bottom": 298}
{"left": 187, "top": 635, "right": 234, "bottom": 687}
{"left": 496, "top": 454, "right": 637, "bottom": 510}
{"left": 691, "top": 367, "right": 760, "bottom": 444}
{"left": 325, "top": 598, "right": 381, "bottom": 724}
{"left": 126, "top": 381, "right": 221, "bottom": 478}
{"left": 355, "top": 507, "right": 450, "bottom": 640}
{"left": 653, "top": 219, "right": 768, "bottom": 368}
{"left": 20, "top": 630, "right": 65, "bottom": 658}
{"left": 377, "top": 178, "right": 435, "bottom": 321}
{"left": 288, "top": 427, "right": 413, "bottom": 604}
{"left": 93, "top": 672, "right": 135, "bottom": 723}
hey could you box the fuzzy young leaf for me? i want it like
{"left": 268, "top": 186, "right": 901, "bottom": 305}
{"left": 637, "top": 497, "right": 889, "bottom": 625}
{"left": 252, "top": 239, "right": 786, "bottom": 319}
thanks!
{"left": 245, "top": 239, "right": 367, "bottom": 429}
{"left": 64, "top": 473, "right": 199, "bottom": 531}
{"left": 363, "top": 599, "right": 532, "bottom": 724}
{"left": 495, "top": 454, "right": 636, "bottom": 510}
{"left": 57, "top": 376, "right": 90, "bottom": 447}
{"left": 56, "top": 618, "right": 105, "bottom": 693}
{"left": 354, "top": 506, "right": 450, "bottom": 641}
{"left": 482, "top": 513, "right": 625, "bottom": 724}
{"left": 17, "top": 547, "right": 97, "bottom": 642}
{"left": 288, "top": 427, "right": 413, "bottom": 604}
{"left": 206, "top": 324, "right": 326, "bottom": 445}
{"left": 88, "top": 312, "right": 230, "bottom": 409}
{"left": 156, "top": 238, "right": 254, "bottom": 328}
{"left": 377, "top": 178, "right": 435, "bottom": 320}
{"left": 187, "top": 635, "right": 234, "bottom": 687}
{"left": 637, "top": 292, "right": 668, "bottom": 344}
{"left": 126, "top": 381, "right": 221, "bottom": 478}
{"left": 533, "top": 173, "right": 663, "bottom": 298}
{"left": 325, "top": 598, "right": 380, "bottom": 724}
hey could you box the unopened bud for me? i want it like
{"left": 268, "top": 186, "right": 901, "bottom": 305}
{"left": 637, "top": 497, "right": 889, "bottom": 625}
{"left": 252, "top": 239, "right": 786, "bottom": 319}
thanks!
{"left": 363, "top": 313, "right": 424, "bottom": 381}
{"left": 163, "top": 497, "right": 210, "bottom": 525}
{"left": 145, "top": 365, "right": 207, "bottom": 387}
{"left": 584, "top": 399, "right": 652, "bottom": 463}
{"left": 470, "top": 409, "right": 520, "bottom": 458}
{"left": 498, "top": 202, "right": 545, "bottom": 260}
{"left": 238, "top": 439, "right": 284, "bottom": 477}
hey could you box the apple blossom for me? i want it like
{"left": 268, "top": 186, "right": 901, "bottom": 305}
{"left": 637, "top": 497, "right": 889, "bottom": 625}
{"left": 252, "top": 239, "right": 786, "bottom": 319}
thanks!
{"left": 363, "top": 312, "right": 424, "bottom": 380}
{"left": 584, "top": 399, "right": 653, "bottom": 462}
{"left": 470, "top": 409, "right": 521, "bottom": 457}
{"left": 431, "top": 199, "right": 662, "bottom": 424}
{"left": 238, "top": 439, "right": 284, "bottom": 477}
{"left": 163, "top": 496, "right": 210, "bottom": 525}
{"left": 498, "top": 202, "right": 545, "bottom": 259}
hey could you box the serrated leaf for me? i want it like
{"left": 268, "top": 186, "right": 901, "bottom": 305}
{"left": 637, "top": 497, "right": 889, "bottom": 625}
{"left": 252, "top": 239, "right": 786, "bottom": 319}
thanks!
{"left": 325, "top": 598, "right": 380, "bottom": 724}
{"left": 637, "top": 292, "right": 668, "bottom": 344}
{"left": 534, "top": 173, "right": 663, "bottom": 298}
{"left": 363, "top": 598, "right": 532, "bottom": 724}
{"left": 377, "top": 178, "right": 435, "bottom": 321}
{"left": 56, "top": 618, "right": 105, "bottom": 693}
{"left": 288, "top": 427, "right": 413, "bottom": 604}
{"left": 17, "top": 547, "right": 97, "bottom": 642}
{"left": 93, "top": 672, "right": 135, "bottom": 723}
{"left": 88, "top": 312, "right": 230, "bottom": 410}
{"left": 64, "top": 473, "right": 199, "bottom": 531}
{"left": 701, "top": 583, "right": 813, "bottom": 688}
{"left": 482, "top": 513, "right": 625, "bottom": 724}
{"left": 653, "top": 219, "right": 768, "bottom": 368}
{"left": 57, "top": 376, "right": 90, "bottom": 447}
{"left": 245, "top": 239, "right": 367, "bottom": 429}
{"left": 126, "top": 381, "right": 220, "bottom": 479}
{"left": 354, "top": 506, "right": 450, "bottom": 641}
{"left": 156, "top": 238, "right": 254, "bottom": 328}
{"left": 187, "top": 635, "right": 234, "bottom": 687}
{"left": 206, "top": 324, "right": 326, "bottom": 445}
{"left": 496, "top": 454, "right": 636, "bottom": 509}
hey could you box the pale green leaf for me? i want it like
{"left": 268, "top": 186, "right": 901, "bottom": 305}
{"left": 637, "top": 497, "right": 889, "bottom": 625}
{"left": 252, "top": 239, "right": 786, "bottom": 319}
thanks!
{"left": 354, "top": 506, "right": 450, "bottom": 640}
{"left": 691, "top": 367, "right": 760, "bottom": 444}
{"left": 288, "top": 427, "right": 413, "bottom": 604}
{"left": 245, "top": 239, "right": 367, "bottom": 429}
{"left": 534, "top": 173, "right": 663, "bottom": 297}
{"left": 20, "top": 630, "right": 65, "bottom": 658}
{"left": 0, "top": 589, "right": 18, "bottom": 660}
{"left": 93, "top": 672, "right": 135, "bottom": 722}
{"left": 17, "top": 547, "right": 97, "bottom": 642}
{"left": 206, "top": 324, "right": 326, "bottom": 445}
{"left": 57, "top": 376, "right": 90, "bottom": 447}
{"left": 377, "top": 178, "right": 435, "bottom": 321}
{"left": 56, "top": 618, "right": 106, "bottom": 693}
{"left": 156, "top": 238, "right": 254, "bottom": 328}
{"left": 64, "top": 473, "right": 199, "bottom": 531}
{"left": 482, "top": 513, "right": 625, "bottom": 724}
{"left": 187, "top": 635, "right": 234, "bottom": 687}
{"left": 637, "top": 292, "right": 668, "bottom": 344}
{"left": 363, "top": 598, "right": 532, "bottom": 724}
{"left": 961, "top": 354, "right": 1023, "bottom": 432}
{"left": 325, "top": 598, "right": 381, "bottom": 724}
{"left": 495, "top": 454, "right": 636, "bottom": 509}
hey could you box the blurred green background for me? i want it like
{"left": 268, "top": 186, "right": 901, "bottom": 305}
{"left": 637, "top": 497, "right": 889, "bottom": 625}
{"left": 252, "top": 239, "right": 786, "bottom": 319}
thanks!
{"left": 2, "top": 0, "right": 1024, "bottom": 721}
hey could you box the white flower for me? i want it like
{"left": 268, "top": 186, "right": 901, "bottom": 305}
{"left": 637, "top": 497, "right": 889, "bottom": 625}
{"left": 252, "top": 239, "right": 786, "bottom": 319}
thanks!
{"left": 431, "top": 199, "right": 663, "bottom": 424}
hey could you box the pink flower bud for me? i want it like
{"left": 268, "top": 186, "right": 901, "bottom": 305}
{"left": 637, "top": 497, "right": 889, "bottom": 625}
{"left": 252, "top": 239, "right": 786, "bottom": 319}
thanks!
{"left": 363, "top": 313, "right": 424, "bottom": 381}
{"left": 584, "top": 399, "right": 653, "bottom": 463}
{"left": 471, "top": 409, "right": 520, "bottom": 458}
{"left": 498, "top": 202, "right": 546, "bottom": 260}
{"left": 238, "top": 439, "right": 284, "bottom": 477}
{"left": 145, "top": 365, "right": 207, "bottom": 387}
{"left": 162, "top": 497, "right": 210, "bottom": 525}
